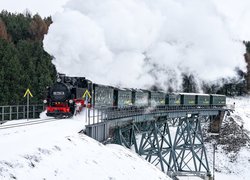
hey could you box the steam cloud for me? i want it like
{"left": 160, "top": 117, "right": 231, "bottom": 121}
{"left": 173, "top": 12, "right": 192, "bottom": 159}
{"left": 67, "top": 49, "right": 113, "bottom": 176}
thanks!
{"left": 44, "top": 0, "right": 249, "bottom": 91}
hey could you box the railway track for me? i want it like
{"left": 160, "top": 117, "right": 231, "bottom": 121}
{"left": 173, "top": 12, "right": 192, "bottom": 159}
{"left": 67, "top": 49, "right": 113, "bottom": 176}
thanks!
{"left": 0, "top": 118, "right": 63, "bottom": 130}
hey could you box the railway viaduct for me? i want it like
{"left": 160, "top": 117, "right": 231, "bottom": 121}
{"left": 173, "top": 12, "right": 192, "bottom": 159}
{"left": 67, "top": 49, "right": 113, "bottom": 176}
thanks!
{"left": 85, "top": 105, "right": 229, "bottom": 180}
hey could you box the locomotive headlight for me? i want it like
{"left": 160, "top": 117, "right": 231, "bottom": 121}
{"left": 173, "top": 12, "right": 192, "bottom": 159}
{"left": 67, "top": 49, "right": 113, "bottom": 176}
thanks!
{"left": 69, "top": 99, "right": 73, "bottom": 104}
{"left": 43, "top": 99, "right": 47, "bottom": 104}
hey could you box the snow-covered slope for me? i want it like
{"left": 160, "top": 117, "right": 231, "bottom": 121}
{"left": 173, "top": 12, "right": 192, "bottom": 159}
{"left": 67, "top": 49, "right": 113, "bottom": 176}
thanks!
{"left": 1, "top": 96, "right": 250, "bottom": 180}
{"left": 205, "top": 96, "right": 250, "bottom": 180}
{"left": 0, "top": 112, "right": 170, "bottom": 180}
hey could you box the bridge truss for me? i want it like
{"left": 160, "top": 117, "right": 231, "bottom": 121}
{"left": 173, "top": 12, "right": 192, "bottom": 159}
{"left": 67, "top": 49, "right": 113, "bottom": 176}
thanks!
{"left": 85, "top": 106, "right": 228, "bottom": 179}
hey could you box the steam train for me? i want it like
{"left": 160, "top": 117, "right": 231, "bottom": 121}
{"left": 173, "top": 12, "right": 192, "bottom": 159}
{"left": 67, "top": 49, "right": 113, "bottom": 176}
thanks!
{"left": 44, "top": 74, "right": 226, "bottom": 118}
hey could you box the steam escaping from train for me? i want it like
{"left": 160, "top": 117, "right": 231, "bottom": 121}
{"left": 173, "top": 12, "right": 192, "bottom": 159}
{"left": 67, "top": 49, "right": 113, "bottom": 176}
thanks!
{"left": 44, "top": 0, "right": 249, "bottom": 91}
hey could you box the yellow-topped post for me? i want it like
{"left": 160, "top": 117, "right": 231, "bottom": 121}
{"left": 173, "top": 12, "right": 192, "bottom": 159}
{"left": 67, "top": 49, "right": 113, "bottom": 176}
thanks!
{"left": 82, "top": 89, "right": 92, "bottom": 124}
{"left": 82, "top": 89, "right": 92, "bottom": 106}
{"left": 24, "top": 88, "right": 33, "bottom": 120}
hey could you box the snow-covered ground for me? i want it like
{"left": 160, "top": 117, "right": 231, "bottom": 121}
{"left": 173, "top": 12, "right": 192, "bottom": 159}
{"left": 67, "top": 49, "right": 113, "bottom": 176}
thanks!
{"left": 0, "top": 112, "right": 170, "bottom": 180}
{"left": 1, "top": 96, "right": 250, "bottom": 180}
{"left": 205, "top": 96, "right": 250, "bottom": 180}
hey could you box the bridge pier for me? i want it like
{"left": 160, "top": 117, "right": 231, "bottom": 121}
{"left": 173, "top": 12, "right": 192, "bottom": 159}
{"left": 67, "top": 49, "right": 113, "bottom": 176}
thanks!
{"left": 138, "top": 119, "right": 175, "bottom": 173}
{"left": 112, "top": 114, "right": 211, "bottom": 178}
{"left": 173, "top": 114, "right": 210, "bottom": 177}
{"left": 209, "top": 111, "right": 225, "bottom": 133}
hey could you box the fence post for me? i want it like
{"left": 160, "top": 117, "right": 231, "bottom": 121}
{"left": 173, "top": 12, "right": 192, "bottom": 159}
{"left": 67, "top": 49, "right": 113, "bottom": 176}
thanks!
{"left": 97, "top": 109, "right": 99, "bottom": 123}
{"left": 89, "top": 108, "right": 91, "bottom": 124}
{"left": 2, "top": 107, "right": 4, "bottom": 121}
{"left": 17, "top": 106, "right": 19, "bottom": 119}
{"left": 33, "top": 105, "right": 35, "bottom": 118}
{"left": 23, "top": 106, "right": 25, "bottom": 119}
{"left": 10, "top": 106, "right": 12, "bottom": 120}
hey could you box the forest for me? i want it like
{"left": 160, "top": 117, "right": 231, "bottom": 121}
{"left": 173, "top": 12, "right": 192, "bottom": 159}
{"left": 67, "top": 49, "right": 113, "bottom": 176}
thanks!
{"left": 0, "top": 11, "right": 56, "bottom": 105}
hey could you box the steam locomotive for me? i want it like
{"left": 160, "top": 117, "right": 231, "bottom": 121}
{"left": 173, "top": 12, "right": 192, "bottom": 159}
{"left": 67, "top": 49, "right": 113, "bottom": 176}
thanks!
{"left": 44, "top": 74, "right": 226, "bottom": 118}
{"left": 44, "top": 74, "right": 92, "bottom": 117}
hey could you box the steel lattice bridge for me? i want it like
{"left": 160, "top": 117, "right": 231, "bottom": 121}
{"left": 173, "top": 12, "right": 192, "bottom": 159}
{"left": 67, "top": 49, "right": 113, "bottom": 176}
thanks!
{"left": 85, "top": 105, "right": 229, "bottom": 179}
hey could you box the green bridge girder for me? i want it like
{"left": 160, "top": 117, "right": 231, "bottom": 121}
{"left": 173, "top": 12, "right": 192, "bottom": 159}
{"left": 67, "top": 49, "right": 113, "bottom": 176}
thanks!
{"left": 113, "top": 114, "right": 212, "bottom": 179}
{"left": 85, "top": 106, "right": 229, "bottom": 179}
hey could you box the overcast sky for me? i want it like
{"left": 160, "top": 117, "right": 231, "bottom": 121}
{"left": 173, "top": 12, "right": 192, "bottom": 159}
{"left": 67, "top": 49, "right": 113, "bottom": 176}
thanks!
{"left": 0, "top": 0, "right": 69, "bottom": 17}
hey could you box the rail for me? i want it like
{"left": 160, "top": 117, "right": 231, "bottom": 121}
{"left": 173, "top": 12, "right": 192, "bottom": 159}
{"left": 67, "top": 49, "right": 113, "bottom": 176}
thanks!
{"left": 0, "top": 117, "right": 61, "bottom": 130}
{"left": 0, "top": 104, "right": 44, "bottom": 122}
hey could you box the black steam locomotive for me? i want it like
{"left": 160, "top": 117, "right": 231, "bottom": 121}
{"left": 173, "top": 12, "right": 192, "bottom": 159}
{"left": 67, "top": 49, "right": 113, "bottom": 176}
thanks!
{"left": 44, "top": 74, "right": 226, "bottom": 118}
{"left": 45, "top": 74, "right": 92, "bottom": 117}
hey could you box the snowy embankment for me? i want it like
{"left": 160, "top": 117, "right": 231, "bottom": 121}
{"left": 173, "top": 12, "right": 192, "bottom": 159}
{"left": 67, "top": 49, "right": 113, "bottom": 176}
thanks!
{"left": 205, "top": 96, "right": 250, "bottom": 180}
{"left": 0, "top": 112, "right": 170, "bottom": 180}
{"left": 1, "top": 96, "right": 250, "bottom": 180}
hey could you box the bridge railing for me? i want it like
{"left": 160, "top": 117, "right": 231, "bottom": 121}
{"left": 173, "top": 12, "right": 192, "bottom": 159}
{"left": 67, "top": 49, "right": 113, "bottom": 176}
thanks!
{"left": 0, "top": 104, "right": 44, "bottom": 122}
{"left": 86, "top": 105, "right": 227, "bottom": 125}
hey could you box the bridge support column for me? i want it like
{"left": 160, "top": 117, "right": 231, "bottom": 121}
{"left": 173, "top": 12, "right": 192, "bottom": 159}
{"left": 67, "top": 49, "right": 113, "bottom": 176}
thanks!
{"left": 173, "top": 114, "right": 211, "bottom": 177}
{"left": 113, "top": 123, "right": 139, "bottom": 153}
{"left": 138, "top": 119, "right": 176, "bottom": 173}
{"left": 112, "top": 113, "right": 211, "bottom": 178}
{"left": 209, "top": 111, "right": 225, "bottom": 133}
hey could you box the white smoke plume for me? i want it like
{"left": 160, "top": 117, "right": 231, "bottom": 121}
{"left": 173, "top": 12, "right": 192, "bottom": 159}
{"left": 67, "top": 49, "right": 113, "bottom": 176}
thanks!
{"left": 44, "top": 0, "right": 249, "bottom": 91}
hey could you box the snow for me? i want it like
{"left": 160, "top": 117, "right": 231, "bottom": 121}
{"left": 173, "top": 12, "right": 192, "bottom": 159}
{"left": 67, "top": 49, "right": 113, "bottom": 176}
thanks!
{"left": 178, "top": 177, "right": 203, "bottom": 180}
{"left": 1, "top": 96, "right": 250, "bottom": 179}
{"left": 0, "top": 111, "right": 170, "bottom": 180}
{"left": 205, "top": 96, "right": 250, "bottom": 180}
{"left": 228, "top": 96, "right": 250, "bottom": 130}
